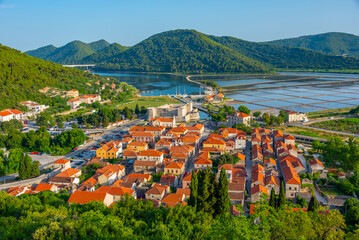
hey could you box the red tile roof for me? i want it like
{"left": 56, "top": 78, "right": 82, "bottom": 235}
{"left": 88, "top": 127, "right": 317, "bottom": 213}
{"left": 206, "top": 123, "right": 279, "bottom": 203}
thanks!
{"left": 251, "top": 185, "right": 268, "bottom": 195}
{"left": 53, "top": 159, "right": 70, "bottom": 164}
{"left": 139, "top": 149, "right": 163, "bottom": 157}
{"left": 309, "top": 158, "right": 324, "bottom": 167}
{"left": 165, "top": 162, "right": 184, "bottom": 169}
{"left": 230, "top": 112, "right": 251, "bottom": 118}
{"left": 34, "top": 183, "right": 54, "bottom": 192}
{"left": 68, "top": 191, "right": 108, "bottom": 204}
{"left": 96, "top": 186, "right": 134, "bottom": 196}
{"left": 203, "top": 137, "right": 226, "bottom": 145}
{"left": 56, "top": 168, "right": 80, "bottom": 178}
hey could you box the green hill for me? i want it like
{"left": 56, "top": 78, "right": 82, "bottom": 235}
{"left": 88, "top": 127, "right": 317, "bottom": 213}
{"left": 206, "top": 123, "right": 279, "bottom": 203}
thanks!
{"left": 26, "top": 40, "right": 110, "bottom": 64}
{"left": 0, "top": 44, "right": 107, "bottom": 110}
{"left": 95, "top": 29, "right": 270, "bottom": 74}
{"left": 82, "top": 43, "right": 129, "bottom": 63}
{"left": 266, "top": 32, "right": 359, "bottom": 59}
{"left": 88, "top": 39, "right": 110, "bottom": 52}
{"left": 209, "top": 35, "right": 359, "bottom": 70}
{"left": 26, "top": 45, "right": 57, "bottom": 59}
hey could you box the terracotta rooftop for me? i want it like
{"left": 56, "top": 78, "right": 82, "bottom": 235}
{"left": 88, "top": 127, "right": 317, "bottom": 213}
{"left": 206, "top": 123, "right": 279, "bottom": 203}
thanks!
{"left": 68, "top": 191, "right": 108, "bottom": 205}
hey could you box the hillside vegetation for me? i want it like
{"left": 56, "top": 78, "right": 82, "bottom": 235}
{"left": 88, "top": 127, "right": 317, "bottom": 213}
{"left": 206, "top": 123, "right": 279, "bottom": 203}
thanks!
{"left": 81, "top": 43, "right": 129, "bottom": 63}
{"left": 0, "top": 44, "right": 107, "bottom": 109}
{"left": 96, "top": 30, "right": 271, "bottom": 74}
{"left": 209, "top": 35, "right": 359, "bottom": 70}
{"left": 267, "top": 32, "right": 359, "bottom": 59}
{"left": 26, "top": 30, "right": 359, "bottom": 73}
{"left": 26, "top": 40, "right": 110, "bottom": 64}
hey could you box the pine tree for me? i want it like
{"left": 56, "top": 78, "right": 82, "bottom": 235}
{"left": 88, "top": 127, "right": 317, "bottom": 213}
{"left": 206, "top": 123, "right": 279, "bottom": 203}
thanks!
{"left": 103, "top": 114, "right": 109, "bottom": 128}
{"left": 277, "top": 181, "right": 286, "bottom": 208}
{"left": 18, "top": 153, "right": 26, "bottom": 180}
{"left": 23, "top": 154, "right": 32, "bottom": 179}
{"left": 135, "top": 104, "right": 140, "bottom": 114}
{"left": 269, "top": 188, "right": 276, "bottom": 208}
{"left": 308, "top": 194, "right": 319, "bottom": 212}
{"left": 31, "top": 160, "right": 40, "bottom": 178}
{"left": 215, "top": 168, "right": 230, "bottom": 216}
{"left": 188, "top": 170, "right": 198, "bottom": 209}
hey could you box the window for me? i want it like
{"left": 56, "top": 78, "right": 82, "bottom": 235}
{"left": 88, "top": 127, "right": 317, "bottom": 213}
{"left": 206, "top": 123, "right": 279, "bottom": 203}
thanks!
{"left": 289, "top": 187, "right": 291, "bottom": 190}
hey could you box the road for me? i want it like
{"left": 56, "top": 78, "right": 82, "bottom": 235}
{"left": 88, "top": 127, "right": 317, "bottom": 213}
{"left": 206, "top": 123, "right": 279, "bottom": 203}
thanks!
{"left": 0, "top": 118, "right": 143, "bottom": 184}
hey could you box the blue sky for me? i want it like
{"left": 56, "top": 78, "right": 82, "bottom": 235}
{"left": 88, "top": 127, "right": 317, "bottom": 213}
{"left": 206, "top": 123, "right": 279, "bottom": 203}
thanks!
{"left": 1, "top": 0, "right": 359, "bottom": 51}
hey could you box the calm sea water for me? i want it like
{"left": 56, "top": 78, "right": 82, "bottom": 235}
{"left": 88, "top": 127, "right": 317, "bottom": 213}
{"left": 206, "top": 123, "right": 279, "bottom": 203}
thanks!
{"left": 96, "top": 72, "right": 202, "bottom": 96}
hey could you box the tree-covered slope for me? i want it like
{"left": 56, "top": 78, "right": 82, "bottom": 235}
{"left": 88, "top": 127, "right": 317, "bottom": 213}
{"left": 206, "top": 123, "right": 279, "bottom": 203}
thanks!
{"left": 82, "top": 43, "right": 129, "bottom": 63}
{"left": 88, "top": 39, "right": 110, "bottom": 52}
{"left": 26, "top": 40, "right": 110, "bottom": 64}
{"left": 0, "top": 44, "right": 106, "bottom": 109}
{"left": 209, "top": 35, "right": 359, "bottom": 70}
{"left": 266, "top": 32, "right": 359, "bottom": 59}
{"left": 44, "top": 40, "right": 97, "bottom": 64}
{"left": 95, "top": 29, "right": 270, "bottom": 73}
{"left": 26, "top": 45, "right": 57, "bottom": 59}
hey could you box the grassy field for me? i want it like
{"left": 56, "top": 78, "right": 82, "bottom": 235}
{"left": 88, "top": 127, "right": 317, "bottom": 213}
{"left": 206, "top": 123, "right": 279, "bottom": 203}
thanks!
{"left": 307, "top": 107, "right": 355, "bottom": 119}
{"left": 311, "top": 117, "right": 359, "bottom": 134}
{"left": 276, "top": 126, "right": 347, "bottom": 139}
{"left": 107, "top": 96, "right": 180, "bottom": 110}
{"left": 319, "top": 186, "right": 347, "bottom": 196}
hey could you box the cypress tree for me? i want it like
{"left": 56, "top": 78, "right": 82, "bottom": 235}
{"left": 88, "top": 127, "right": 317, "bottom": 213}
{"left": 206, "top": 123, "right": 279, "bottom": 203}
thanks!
{"left": 135, "top": 104, "right": 140, "bottom": 114}
{"left": 277, "top": 181, "right": 286, "bottom": 208}
{"left": 269, "top": 188, "right": 276, "bottom": 208}
{"left": 18, "top": 153, "right": 26, "bottom": 180}
{"left": 308, "top": 194, "right": 319, "bottom": 212}
{"left": 215, "top": 168, "right": 230, "bottom": 216}
{"left": 103, "top": 114, "right": 109, "bottom": 128}
{"left": 31, "top": 160, "right": 40, "bottom": 178}
{"left": 198, "top": 169, "right": 211, "bottom": 212}
{"left": 188, "top": 170, "right": 198, "bottom": 209}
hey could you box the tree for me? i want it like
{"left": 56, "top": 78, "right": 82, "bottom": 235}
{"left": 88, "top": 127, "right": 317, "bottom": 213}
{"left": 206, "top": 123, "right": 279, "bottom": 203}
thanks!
{"left": 262, "top": 112, "right": 271, "bottom": 126}
{"left": 253, "top": 111, "right": 261, "bottom": 118}
{"left": 197, "top": 169, "right": 211, "bottom": 212}
{"left": 269, "top": 188, "right": 276, "bottom": 207}
{"left": 140, "top": 106, "right": 147, "bottom": 114}
{"left": 237, "top": 105, "right": 250, "bottom": 115}
{"left": 57, "top": 121, "right": 64, "bottom": 129}
{"left": 135, "top": 104, "right": 140, "bottom": 114}
{"left": 308, "top": 195, "right": 319, "bottom": 212}
{"left": 72, "top": 123, "right": 78, "bottom": 129}
{"left": 124, "top": 107, "right": 132, "bottom": 120}
{"left": 215, "top": 168, "right": 230, "bottom": 216}
{"left": 92, "top": 101, "right": 101, "bottom": 109}
{"left": 31, "top": 160, "right": 40, "bottom": 178}
{"left": 277, "top": 181, "right": 286, "bottom": 208}
{"left": 188, "top": 170, "right": 198, "bottom": 209}
{"left": 103, "top": 114, "right": 109, "bottom": 128}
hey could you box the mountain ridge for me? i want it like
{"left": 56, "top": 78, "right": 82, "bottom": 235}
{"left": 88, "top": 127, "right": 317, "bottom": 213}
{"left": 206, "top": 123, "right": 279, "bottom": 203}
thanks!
{"left": 25, "top": 30, "right": 359, "bottom": 72}
{"left": 266, "top": 32, "right": 359, "bottom": 58}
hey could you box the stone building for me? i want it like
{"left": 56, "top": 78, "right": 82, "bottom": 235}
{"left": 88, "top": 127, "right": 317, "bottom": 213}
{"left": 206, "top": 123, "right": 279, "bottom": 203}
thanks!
{"left": 148, "top": 103, "right": 199, "bottom": 122}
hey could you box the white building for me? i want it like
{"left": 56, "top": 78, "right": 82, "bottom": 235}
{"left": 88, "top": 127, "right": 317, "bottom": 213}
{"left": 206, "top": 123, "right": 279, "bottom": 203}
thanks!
{"left": 0, "top": 109, "right": 23, "bottom": 122}
{"left": 228, "top": 112, "right": 252, "bottom": 126}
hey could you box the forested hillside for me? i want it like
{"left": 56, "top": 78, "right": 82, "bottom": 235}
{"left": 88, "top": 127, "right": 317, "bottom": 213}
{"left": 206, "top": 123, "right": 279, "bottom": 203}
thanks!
{"left": 26, "top": 30, "right": 359, "bottom": 73}
{"left": 0, "top": 191, "right": 353, "bottom": 239}
{"left": 0, "top": 44, "right": 106, "bottom": 109}
{"left": 26, "top": 45, "right": 57, "bottom": 59}
{"left": 81, "top": 43, "right": 129, "bottom": 63}
{"left": 95, "top": 30, "right": 270, "bottom": 74}
{"left": 26, "top": 40, "right": 110, "bottom": 64}
{"left": 209, "top": 35, "right": 359, "bottom": 70}
{"left": 266, "top": 32, "right": 359, "bottom": 59}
